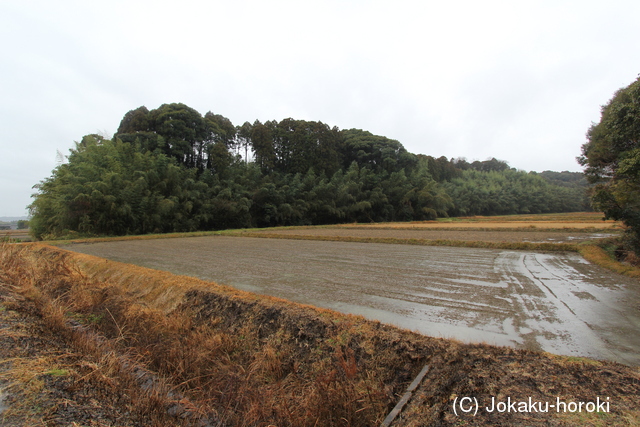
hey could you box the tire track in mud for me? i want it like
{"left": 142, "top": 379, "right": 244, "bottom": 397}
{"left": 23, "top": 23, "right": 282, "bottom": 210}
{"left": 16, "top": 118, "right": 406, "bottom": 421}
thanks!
{"left": 520, "top": 253, "right": 638, "bottom": 364}
{"left": 495, "top": 252, "right": 620, "bottom": 361}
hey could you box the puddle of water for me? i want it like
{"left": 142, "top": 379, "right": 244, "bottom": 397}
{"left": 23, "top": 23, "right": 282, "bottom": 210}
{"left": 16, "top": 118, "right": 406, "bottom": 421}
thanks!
{"left": 524, "top": 233, "right": 617, "bottom": 243}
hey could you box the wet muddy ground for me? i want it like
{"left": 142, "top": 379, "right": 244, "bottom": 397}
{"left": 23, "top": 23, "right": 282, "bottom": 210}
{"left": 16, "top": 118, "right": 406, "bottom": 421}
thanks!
{"left": 250, "top": 227, "right": 618, "bottom": 243}
{"left": 65, "top": 236, "right": 640, "bottom": 366}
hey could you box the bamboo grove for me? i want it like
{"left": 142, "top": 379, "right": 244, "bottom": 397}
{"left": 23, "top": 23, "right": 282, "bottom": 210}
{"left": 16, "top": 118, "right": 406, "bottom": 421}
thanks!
{"left": 29, "top": 103, "right": 590, "bottom": 239}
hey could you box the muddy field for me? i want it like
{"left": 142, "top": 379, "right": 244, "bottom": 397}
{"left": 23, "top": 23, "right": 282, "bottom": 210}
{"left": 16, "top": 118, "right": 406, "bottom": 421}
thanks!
{"left": 65, "top": 235, "right": 640, "bottom": 366}
{"left": 249, "top": 227, "right": 618, "bottom": 243}
{"left": 334, "top": 220, "right": 620, "bottom": 229}
{"left": 1, "top": 230, "right": 30, "bottom": 242}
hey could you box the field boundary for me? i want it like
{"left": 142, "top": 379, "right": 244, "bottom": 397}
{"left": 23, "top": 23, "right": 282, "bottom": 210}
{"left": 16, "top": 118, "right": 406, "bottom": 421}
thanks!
{"left": 46, "top": 229, "right": 585, "bottom": 252}
{"left": 230, "top": 231, "right": 581, "bottom": 252}
{"left": 578, "top": 245, "right": 640, "bottom": 279}
{"left": 32, "top": 209, "right": 640, "bottom": 280}
{"left": 333, "top": 226, "right": 618, "bottom": 232}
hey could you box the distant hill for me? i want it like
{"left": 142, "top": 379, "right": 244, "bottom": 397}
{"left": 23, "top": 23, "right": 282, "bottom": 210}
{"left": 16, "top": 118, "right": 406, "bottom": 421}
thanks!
{"left": 0, "top": 217, "right": 29, "bottom": 222}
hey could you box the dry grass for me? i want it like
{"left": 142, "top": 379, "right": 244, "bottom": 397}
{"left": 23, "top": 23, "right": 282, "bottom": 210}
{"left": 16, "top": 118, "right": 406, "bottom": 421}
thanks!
{"left": 578, "top": 245, "right": 640, "bottom": 279}
{"left": 0, "top": 229, "right": 31, "bottom": 242}
{"left": 336, "top": 222, "right": 619, "bottom": 231}
{"left": 40, "top": 229, "right": 223, "bottom": 246}
{"left": 0, "top": 244, "right": 199, "bottom": 426}
{"left": 232, "top": 231, "right": 581, "bottom": 252}
{"left": 331, "top": 212, "right": 620, "bottom": 229}
{"left": 436, "top": 212, "right": 615, "bottom": 223}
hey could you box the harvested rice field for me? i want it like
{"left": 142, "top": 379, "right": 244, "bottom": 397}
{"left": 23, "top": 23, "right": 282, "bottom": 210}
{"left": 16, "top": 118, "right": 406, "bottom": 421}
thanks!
{"left": 245, "top": 227, "right": 618, "bottom": 243}
{"left": 334, "top": 212, "right": 621, "bottom": 228}
{"left": 65, "top": 233, "right": 640, "bottom": 366}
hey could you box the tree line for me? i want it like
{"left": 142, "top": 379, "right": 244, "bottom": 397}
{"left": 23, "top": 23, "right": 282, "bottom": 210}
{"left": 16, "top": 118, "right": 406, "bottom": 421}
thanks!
{"left": 29, "top": 103, "right": 590, "bottom": 239}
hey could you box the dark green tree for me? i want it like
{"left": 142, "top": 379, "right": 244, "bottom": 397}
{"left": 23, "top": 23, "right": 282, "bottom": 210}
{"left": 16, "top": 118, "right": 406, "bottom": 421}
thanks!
{"left": 471, "top": 158, "right": 510, "bottom": 172}
{"left": 269, "top": 119, "right": 344, "bottom": 175}
{"left": 151, "top": 103, "right": 208, "bottom": 168}
{"left": 117, "top": 106, "right": 151, "bottom": 134}
{"left": 116, "top": 103, "right": 211, "bottom": 169}
{"left": 251, "top": 120, "right": 276, "bottom": 172}
{"left": 237, "top": 121, "right": 253, "bottom": 163}
{"left": 579, "top": 75, "right": 640, "bottom": 251}
{"left": 421, "top": 155, "right": 461, "bottom": 182}
{"left": 29, "top": 102, "right": 593, "bottom": 240}
{"left": 114, "top": 106, "right": 165, "bottom": 155}
{"left": 29, "top": 137, "right": 202, "bottom": 239}
{"left": 342, "top": 129, "right": 416, "bottom": 174}
{"left": 204, "top": 112, "right": 237, "bottom": 148}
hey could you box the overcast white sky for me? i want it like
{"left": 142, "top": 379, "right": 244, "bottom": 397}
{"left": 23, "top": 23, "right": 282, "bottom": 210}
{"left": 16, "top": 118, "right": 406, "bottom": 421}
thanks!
{"left": 1, "top": 0, "right": 639, "bottom": 217}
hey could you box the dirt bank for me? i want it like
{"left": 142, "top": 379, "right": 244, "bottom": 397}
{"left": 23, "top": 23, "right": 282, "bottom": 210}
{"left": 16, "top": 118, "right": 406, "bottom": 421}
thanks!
{"left": 0, "top": 282, "right": 144, "bottom": 426}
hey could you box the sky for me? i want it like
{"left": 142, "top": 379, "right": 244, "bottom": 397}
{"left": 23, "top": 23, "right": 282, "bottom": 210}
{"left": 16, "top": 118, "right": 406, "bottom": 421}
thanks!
{"left": 1, "top": 0, "right": 640, "bottom": 217}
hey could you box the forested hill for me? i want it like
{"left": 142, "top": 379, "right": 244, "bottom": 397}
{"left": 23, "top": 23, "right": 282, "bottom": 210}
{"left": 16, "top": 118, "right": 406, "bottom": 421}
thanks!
{"left": 29, "top": 103, "right": 590, "bottom": 239}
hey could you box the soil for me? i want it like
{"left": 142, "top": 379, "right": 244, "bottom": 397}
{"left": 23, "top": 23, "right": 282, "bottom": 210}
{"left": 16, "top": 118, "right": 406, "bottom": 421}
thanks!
{"left": 0, "top": 283, "right": 145, "bottom": 426}
{"left": 392, "top": 344, "right": 640, "bottom": 427}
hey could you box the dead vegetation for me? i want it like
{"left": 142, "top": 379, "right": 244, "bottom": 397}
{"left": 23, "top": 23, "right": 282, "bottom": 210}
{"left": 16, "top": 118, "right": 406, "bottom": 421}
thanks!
{"left": 1, "top": 230, "right": 31, "bottom": 242}
{"left": 0, "top": 279, "right": 146, "bottom": 426}
{"left": 0, "top": 242, "right": 639, "bottom": 426}
{"left": 578, "top": 244, "right": 640, "bottom": 279}
{"left": 229, "top": 231, "right": 581, "bottom": 252}
{"left": 333, "top": 211, "right": 621, "bottom": 229}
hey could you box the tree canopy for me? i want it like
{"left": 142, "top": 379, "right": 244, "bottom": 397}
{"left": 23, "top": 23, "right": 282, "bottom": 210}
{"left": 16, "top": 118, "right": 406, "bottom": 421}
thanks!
{"left": 29, "top": 104, "right": 591, "bottom": 239}
{"left": 579, "top": 75, "right": 640, "bottom": 251}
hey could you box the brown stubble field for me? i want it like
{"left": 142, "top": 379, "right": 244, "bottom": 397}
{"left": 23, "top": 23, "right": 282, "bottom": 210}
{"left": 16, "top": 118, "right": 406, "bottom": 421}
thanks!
{"left": 1, "top": 229, "right": 31, "bottom": 242}
{"left": 242, "top": 227, "right": 615, "bottom": 243}
{"left": 243, "top": 211, "right": 621, "bottom": 239}
{"left": 226, "top": 212, "right": 623, "bottom": 256}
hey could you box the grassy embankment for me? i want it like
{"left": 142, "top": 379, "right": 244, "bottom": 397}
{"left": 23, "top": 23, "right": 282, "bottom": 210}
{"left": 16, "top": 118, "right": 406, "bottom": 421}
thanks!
{"left": 1, "top": 241, "right": 639, "bottom": 426}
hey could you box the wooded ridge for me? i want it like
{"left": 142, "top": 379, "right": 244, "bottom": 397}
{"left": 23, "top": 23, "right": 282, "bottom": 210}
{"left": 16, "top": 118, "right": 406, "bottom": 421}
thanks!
{"left": 28, "top": 103, "right": 590, "bottom": 239}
